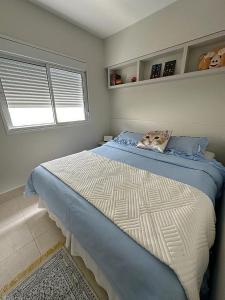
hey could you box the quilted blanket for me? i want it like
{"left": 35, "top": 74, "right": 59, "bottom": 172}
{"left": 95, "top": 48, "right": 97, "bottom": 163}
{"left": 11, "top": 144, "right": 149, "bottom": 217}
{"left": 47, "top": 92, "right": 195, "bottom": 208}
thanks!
{"left": 42, "top": 151, "right": 215, "bottom": 300}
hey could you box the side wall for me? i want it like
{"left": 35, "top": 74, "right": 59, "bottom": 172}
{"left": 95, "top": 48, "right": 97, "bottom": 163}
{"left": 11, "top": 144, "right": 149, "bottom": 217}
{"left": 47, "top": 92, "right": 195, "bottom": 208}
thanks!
{"left": 0, "top": 0, "right": 109, "bottom": 193}
{"left": 105, "top": 0, "right": 225, "bottom": 164}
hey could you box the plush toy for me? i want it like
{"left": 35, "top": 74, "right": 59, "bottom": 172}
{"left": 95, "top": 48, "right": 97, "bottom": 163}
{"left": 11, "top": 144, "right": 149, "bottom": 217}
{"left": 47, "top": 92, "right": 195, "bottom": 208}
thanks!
{"left": 198, "top": 50, "right": 216, "bottom": 70}
{"left": 198, "top": 47, "right": 225, "bottom": 70}
{"left": 209, "top": 47, "right": 225, "bottom": 68}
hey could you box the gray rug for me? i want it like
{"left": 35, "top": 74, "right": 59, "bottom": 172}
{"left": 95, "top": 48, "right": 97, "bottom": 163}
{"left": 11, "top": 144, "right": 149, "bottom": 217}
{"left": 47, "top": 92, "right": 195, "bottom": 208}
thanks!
{"left": 5, "top": 248, "right": 99, "bottom": 300}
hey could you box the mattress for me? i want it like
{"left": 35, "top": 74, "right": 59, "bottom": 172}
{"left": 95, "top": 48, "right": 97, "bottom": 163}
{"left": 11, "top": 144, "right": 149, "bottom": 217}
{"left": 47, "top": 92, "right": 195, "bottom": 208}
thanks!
{"left": 25, "top": 141, "right": 224, "bottom": 300}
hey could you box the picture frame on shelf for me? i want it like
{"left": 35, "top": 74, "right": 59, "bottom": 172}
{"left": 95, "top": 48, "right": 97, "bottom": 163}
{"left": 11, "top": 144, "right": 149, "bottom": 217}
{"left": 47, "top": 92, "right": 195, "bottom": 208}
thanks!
{"left": 150, "top": 63, "right": 162, "bottom": 79}
{"left": 163, "top": 60, "right": 176, "bottom": 77}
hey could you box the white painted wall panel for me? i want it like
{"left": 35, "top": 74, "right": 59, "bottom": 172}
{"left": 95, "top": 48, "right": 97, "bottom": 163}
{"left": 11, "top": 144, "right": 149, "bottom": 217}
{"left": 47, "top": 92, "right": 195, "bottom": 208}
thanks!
{"left": 0, "top": 0, "right": 109, "bottom": 193}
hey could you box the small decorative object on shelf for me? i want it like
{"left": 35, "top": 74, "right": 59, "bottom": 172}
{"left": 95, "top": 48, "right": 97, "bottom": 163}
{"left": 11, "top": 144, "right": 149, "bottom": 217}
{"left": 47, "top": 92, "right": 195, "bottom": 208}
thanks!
{"left": 198, "top": 46, "right": 225, "bottom": 70}
{"left": 115, "top": 78, "right": 123, "bottom": 85}
{"left": 128, "top": 76, "right": 137, "bottom": 82}
{"left": 110, "top": 71, "right": 123, "bottom": 86}
{"left": 150, "top": 63, "right": 162, "bottom": 79}
{"left": 163, "top": 60, "right": 176, "bottom": 77}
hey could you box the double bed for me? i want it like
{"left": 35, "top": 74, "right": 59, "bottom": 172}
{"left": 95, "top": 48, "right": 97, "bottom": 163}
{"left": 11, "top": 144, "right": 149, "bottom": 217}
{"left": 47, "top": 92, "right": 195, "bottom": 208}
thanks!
{"left": 25, "top": 140, "right": 225, "bottom": 300}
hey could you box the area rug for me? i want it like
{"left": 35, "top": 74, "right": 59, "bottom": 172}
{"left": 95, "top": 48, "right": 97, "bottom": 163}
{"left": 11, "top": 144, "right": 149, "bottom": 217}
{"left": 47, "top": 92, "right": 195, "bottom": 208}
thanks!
{"left": 1, "top": 243, "right": 99, "bottom": 300}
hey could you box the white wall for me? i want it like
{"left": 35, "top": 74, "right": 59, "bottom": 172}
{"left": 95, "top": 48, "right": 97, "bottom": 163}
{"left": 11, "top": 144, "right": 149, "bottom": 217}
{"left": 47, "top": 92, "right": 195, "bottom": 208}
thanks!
{"left": 0, "top": 0, "right": 109, "bottom": 193}
{"left": 104, "top": 1, "right": 225, "bottom": 299}
{"left": 105, "top": 0, "right": 225, "bottom": 165}
{"left": 105, "top": 0, "right": 225, "bottom": 66}
{"left": 109, "top": 75, "right": 225, "bottom": 163}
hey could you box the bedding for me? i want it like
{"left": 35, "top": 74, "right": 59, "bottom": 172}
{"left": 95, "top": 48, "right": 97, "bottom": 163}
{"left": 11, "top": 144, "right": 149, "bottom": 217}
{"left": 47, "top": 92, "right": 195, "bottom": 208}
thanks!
{"left": 42, "top": 150, "right": 215, "bottom": 300}
{"left": 113, "top": 131, "right": 143, "bottom": 146}
{"left": 113, "top": 131, "right": 209, "bottom": 160}
{"left": 26, "top": 141, "right": 225, "bottom": 300}
{"left": 166, "top": 136, "right": 208, "bottom": 157}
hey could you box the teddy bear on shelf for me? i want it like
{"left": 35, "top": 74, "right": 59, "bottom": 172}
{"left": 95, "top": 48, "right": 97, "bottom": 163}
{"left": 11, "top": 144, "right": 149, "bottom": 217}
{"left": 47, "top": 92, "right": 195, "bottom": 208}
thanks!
{"left": 198, "top": 47, "right": 225, "bottom": 70}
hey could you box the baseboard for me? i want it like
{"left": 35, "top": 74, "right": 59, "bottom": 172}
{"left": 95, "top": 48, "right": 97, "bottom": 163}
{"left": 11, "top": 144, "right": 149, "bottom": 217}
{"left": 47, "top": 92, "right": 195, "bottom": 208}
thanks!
{"left": 0, "top": 185, "right": 25, "bottom": 205}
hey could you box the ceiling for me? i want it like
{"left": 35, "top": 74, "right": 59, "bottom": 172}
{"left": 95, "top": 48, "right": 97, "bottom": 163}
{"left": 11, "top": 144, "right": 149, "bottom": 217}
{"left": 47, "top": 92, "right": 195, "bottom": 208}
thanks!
{"left": 30, "top": 0, "right": 177, "bottom": 39}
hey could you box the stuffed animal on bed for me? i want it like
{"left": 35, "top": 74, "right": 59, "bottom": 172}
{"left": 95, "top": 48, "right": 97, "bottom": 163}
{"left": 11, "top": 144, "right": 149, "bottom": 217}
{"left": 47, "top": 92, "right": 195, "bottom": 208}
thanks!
{"left": 198, "top": 47, "right": 225, "bottom": 70}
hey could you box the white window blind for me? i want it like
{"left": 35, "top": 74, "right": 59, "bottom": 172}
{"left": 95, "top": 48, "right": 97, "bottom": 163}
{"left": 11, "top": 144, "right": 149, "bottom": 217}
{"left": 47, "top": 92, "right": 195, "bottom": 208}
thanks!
{"left": 0, "top": 55, "right": 88, "bottom": 132}
{"left": 0, "top": 58, "right": 54, "bottom": 127}
{"left": 50, "top": 68, "right": 85, "bottom": 123}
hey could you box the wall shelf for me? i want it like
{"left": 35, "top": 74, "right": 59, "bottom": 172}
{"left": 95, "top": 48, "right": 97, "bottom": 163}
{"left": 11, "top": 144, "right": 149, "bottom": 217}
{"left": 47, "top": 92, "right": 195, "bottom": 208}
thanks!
{"left": 107, "top": 31, "right": 225, "bottom": 89}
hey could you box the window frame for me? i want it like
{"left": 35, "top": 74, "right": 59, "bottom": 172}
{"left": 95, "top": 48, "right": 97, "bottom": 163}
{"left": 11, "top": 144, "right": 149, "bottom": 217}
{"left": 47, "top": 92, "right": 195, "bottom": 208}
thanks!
{"left": 0, "top": 52, "right": 89, "bottom": 134}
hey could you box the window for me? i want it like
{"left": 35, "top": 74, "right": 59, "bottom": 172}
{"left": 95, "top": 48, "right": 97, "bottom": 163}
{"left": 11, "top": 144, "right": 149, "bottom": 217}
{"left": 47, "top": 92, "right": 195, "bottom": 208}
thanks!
{"left": 50, "top": 68, "right": 86, "bottom": 123}
{"left": 0, "top": 56, "right": 88, "bottom": 132}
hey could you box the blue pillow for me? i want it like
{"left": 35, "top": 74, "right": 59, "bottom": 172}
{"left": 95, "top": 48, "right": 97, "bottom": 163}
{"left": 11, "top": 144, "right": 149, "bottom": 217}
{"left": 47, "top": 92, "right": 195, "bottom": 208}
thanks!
{"left": 114, "top": 131, "right": 143, "bottom": 146}
{"left": 166, "top": 136, "right": 208, "bottom": 156}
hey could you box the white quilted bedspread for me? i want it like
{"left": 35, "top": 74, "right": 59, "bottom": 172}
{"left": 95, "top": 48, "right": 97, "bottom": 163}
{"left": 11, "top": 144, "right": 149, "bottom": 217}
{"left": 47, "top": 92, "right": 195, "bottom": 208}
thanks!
{"left": 42, "top": 151, "right": 215, "bottom": 300}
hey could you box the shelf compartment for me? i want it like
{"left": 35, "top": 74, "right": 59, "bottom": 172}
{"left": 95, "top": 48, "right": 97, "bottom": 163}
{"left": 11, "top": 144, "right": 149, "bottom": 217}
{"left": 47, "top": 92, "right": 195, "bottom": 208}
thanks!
{"left": 186, "top": 34, "right": 225, "bottom": 73}
{"left": 108, "top": 61, "right": 138, "bottom": 87}
{"left": 138, "top": 48, "right": 184, "bottom": 82}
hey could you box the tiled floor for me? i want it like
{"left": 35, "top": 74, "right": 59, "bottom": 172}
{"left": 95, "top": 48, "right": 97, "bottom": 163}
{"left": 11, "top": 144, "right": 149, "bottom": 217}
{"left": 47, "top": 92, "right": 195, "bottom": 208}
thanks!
{"left": 0, "top": 194, "right": 108, "bottom": 299}
{"left": 0, "top": 195, "right": 65, "bottom": 288}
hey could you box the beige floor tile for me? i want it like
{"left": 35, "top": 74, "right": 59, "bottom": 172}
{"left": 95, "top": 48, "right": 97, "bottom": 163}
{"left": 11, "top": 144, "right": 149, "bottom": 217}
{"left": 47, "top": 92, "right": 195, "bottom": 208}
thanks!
{"left": 26, "top": 210, "right": 57, "bottom": 238}
{"left": 0, "top": 197, "right": 22, "bottom": 212}
{"left": 35, "top": 227, "right": 65, "bottom": 254}
{"left": 0, "top": 260, "right": 11, "bottom": 288}
{"left": 0, "top": 240, "right": 40, "bottom": 288}
{"left": 18, "top": 194, "right": 38, "bottom": 209}
{"left": 16, "top": 241, "right": 40, "bottom": 267}
{"left": 9, "top": 223, "right": 33, "bottom": 251}
{"left": 0, "top": 233, "right": 14, "bottom": 263}
{"left": 6, "top": 241, "right": 40, "bottom": 277}
{"left": 0, "top": 198, "right": 24, "bottom": 231}
{"left": 0, "top": 222, "right": 33, "bottom": 263}
{"left": 18, "top": 195, "right": 39, "bottom": 219}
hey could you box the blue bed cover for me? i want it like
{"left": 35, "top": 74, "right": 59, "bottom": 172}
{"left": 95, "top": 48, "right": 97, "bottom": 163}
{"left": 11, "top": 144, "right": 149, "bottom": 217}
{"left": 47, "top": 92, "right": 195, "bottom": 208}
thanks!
{"left": 25, "top": 141, "right": 225, "bottom": 300}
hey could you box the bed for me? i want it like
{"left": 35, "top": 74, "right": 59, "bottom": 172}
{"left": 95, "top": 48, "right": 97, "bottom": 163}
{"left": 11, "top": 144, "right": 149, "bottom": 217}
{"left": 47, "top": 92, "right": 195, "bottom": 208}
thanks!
{"left": 25, "top": 140, "right": 225, "bottom": 300}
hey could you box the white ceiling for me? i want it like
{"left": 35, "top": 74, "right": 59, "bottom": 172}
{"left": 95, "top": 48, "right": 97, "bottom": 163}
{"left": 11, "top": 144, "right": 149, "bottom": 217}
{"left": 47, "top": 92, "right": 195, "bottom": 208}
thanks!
{"left": 30, "top": 0, "right": 177, "bottom": 39}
